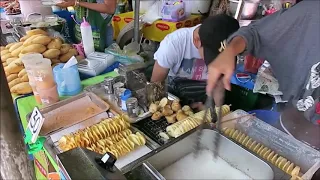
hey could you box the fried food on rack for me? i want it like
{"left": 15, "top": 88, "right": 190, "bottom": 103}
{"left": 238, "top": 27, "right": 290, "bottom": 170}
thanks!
{"left": 58, "top": 115, "right": 130, "bottom": 151}
{"left": 171, "top": 99, "right": 181, "bottom": 112}
{"left": 149, "top": 103, "right": 158, "bottom": 113}
{"left": 165, "top": 110, "right": 211, "bottom": 138}
{"left": 176, "top": 110, "right": 188, "bottom": 121}
{"left": 151, "top": 111, "right": 162, "bottom": 120}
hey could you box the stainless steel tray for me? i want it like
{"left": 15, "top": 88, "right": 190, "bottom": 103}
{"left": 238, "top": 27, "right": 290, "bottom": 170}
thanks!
{"left": 84, "top": 81, "right": 179, "bottom": 123}
{"left": 232, "top": 110, "right": 320, "bottom": 179}
{"left": 126, "top": 129, "right": 274, "bottom": 179}
{"left": 44, "top": 122, "right": 160, "bottom": 171}
{"left": 38, "top": 92, "right": 109, "bottom": 136}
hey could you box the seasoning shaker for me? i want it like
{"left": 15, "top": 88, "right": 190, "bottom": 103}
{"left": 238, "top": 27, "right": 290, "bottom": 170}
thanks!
{"left": 113, "top": 82, "right": 124, "bottom": 95}
{"left": 126, "top": 97, "right": 139, "bottom": 118}
{"left": 115, "top": 88, "right": 126, "bottom": 107}
{"left": 103, "top": 77, "right": 114, "bottom": 94}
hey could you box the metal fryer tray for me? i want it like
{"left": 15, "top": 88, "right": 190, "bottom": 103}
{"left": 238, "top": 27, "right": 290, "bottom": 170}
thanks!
{"left": 232, "top": 110, "right": 320, "bottom": 179}
{"left": 128, "top": 129, "right": 274, "bottom": 179}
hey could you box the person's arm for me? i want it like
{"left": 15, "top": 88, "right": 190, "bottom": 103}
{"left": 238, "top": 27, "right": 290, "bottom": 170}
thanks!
{"left": 79, "top": 0, "right": 116, "bottom": 14}
{"left": 151, "top": 61, "right": 169, "bottom": 82}
{"left": 151, "top": 36, "right": 182, "bottom": 82}
{"left": 57, "top": 0, "right": 116, "bottom": 14}
{"left": 227, "top": 8, "right": 291, "bottom": 58}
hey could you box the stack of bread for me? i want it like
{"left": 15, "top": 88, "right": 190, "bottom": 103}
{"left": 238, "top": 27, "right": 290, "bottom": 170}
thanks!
{"left": 58, "top": 115, "right": 146, "bottom": 159}
{"left": 1, "top": 29, "right": 84, "bottom": 95}
{"left": 149, "top": 98, "right": 194, "bottom": 123}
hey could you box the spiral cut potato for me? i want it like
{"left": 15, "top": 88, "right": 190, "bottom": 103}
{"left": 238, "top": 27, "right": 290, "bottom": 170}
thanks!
{"left": 88, "top": 132, "right": 146, "bottom": 158}
{"left": 88, "top": 129, "right": 133, "bottom": 151}
{"left": 166, "top": 110, "right": 211, "bottom": 138}
{"left": 58, "top": 115, "right": 130, "bottom": 151}
{"left": 215, "top": 105, "right": 231, "bottom": 117}
{"left": 222, "top": 127, "right": 301, "bottom": 178}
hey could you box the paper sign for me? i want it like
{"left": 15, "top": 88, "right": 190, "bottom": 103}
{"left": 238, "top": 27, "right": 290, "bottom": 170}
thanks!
{"left": 27, "top": 107, "right": 45, "bottom": 143}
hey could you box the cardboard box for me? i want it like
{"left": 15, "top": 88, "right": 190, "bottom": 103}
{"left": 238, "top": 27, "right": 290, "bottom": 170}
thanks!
{"left": 112, "top": 11, "right": 202, "bottom": 42}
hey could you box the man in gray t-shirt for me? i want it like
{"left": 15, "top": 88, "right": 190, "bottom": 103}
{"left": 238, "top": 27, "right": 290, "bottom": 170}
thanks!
{"left": 202, "top": 0, "right": 320, "bottom": 125}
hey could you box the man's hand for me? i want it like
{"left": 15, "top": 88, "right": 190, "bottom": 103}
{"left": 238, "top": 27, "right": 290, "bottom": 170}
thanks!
{"left": 206, "top": 48, "right": 236, "bottom": 94}
{"left": 56, "top": 0, "right": 75, "bottom": 8}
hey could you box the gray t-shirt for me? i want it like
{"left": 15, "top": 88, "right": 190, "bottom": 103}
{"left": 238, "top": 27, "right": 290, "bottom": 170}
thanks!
{"left": 228, "top": 0, "right": 320, "bottom": 125}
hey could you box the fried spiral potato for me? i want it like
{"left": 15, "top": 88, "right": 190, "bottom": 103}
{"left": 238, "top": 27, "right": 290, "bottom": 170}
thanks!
{"left": 222, "top": 127, "right": 301, "bottom": 177}
{"left": 215, "top": 105, "right": 231, "bottom": 117}
{"left": 89, "top": 132, "right": 146, "bottom": 158}
{"left": 58, "top": 115, "right": 130, "bottom": 151}
{"left": 166, "top": 110, "right": 209, "bottom": 138}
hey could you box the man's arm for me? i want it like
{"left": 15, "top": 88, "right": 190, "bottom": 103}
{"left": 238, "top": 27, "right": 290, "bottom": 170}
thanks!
{"left": 151, "top": 36, "right": 182, "bottom": 82}
{"left": 151, "top": 61, "right": 169, "bottom": 82}
{"left": 227, "top": 8, "right": 292, "bottom": 58}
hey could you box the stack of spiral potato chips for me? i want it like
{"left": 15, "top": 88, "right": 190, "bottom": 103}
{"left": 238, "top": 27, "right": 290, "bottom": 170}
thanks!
{"left": 58, "top": 115, "right": 146, "bottom": 159}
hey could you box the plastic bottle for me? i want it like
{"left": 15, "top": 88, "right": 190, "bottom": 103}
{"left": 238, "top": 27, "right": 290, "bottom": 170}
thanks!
{"left": 80, "top": 17, "right": 94, "bottom": 56}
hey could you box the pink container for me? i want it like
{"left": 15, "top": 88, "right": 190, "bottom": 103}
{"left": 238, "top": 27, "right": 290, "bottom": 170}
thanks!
{"left": 37, "top": 84, "right": 59, "bottom": 106}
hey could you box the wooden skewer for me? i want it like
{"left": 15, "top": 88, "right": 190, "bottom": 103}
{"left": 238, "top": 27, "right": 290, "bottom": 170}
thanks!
{"left": 221, "top": 113, "right": 256, "bottom": 124}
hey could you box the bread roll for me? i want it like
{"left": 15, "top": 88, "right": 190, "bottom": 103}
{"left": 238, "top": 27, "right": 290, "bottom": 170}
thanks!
{"left": 31, "top": 35, "right": 52, "bottom": 45}
{"left": 43, "top": 49, "right": 61, "bottom": 59}
{"left": 8, "top": 42, "right": 23, "bottom": 52}
{"left": 26, "top": 29, "right": 48, "bottom": 36}
{"left": 47, "top": 38, "right": 62, "bottom": 49}
{"left": 6, "top": 74, "right": 18, "bottom": 82}
{"left": 60, "top": 44, "right": 71, "bottom": 54}
{"left": 21, "top": 44, "right": 46, "bottom": 54}
{"left": 18, "top": 69, "right": 26, "bottom": 78}
{"left": 10, "top": 82, "right": 32, "bottom": 94}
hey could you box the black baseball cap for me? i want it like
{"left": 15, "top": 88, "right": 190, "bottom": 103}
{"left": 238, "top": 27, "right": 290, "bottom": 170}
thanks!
{"left": 199, "top": 14, "right": 240, "bottom": 65}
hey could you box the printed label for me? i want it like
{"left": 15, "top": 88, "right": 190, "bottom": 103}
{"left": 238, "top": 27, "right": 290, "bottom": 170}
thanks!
{"left": 185, "top": 20, "right": 192, "bottom": 27}
{"left": 34, "top": 77, "right": 43, "bottom": 81}
{"left": 176, "top": 22, "right": 183, "bottom": 29}
{"left": 156, "top": 23, "right": 170, "bottom": 31}
{"left": 124, "top": 18, "right": 133, "bottom": 23}
{"left": 113, "top": 16, "right": 121, "bottom": 22}
{"left": 35, "top": 159, "right": 47, "bottom": 178}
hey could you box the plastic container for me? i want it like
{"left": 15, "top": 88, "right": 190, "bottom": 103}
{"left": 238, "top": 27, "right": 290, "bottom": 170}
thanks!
{"left": 80, "top": 17, "right": 94, "bottom": 56}
{"left": 20, "top": 0, "right": 53, "bottom": 18}
{"left": 30, "top": 84, "right": 42, "bottom": 104}
{"left": 21, "top": 53, "right": 44, "bottom": 85}
{"left": 184, "top": 0, "right": 211, "bottom": 14}
{"left": 161, "top": 1, "right": 186, "bottom": 22}
{"left": 53, "top": 63, "right": 82, "bottom": 96}
{"left": 37, "top": 84, "right": 59, "bottom": 106}
{"left": 225, "top": 84, "right": 259, "bottom": 111}
{"left": 32, "top": 58, "right": 56, "bottom": 89}
{"left": 120, "top": 89, "right": 132, "bottom": 111}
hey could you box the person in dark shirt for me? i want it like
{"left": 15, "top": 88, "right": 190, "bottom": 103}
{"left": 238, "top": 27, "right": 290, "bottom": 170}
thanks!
{"left": 202, "top": 0, "right": 319, "bottom": 126}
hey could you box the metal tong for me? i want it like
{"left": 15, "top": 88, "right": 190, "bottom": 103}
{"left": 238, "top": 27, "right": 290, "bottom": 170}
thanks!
{"left": 194, "top": 82, "right": 225, "bottom": 158}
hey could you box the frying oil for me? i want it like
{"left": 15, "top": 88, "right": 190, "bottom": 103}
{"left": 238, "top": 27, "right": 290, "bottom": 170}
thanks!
{"left": 160, "top": 150, "right": 252, "bottom": 179}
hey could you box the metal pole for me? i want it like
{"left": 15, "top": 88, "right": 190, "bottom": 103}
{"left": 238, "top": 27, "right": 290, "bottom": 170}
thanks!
{"left": 133, "top": 0, "right": 140, "bottom": 42}
{"left": 0, "top": 63, "right": 34, "bottom": 179}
